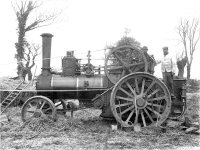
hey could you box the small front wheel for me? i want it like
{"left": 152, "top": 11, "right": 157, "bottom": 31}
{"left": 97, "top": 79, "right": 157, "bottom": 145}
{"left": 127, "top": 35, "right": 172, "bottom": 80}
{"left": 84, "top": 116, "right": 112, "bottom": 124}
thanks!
{"left": 21, "top": 96, "right": 56, "bottom": 122}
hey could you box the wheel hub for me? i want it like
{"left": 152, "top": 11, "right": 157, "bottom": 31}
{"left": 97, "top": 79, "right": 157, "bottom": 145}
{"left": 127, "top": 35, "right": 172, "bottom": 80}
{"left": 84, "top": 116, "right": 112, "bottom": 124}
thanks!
{"left": 33, "top": 110, "right": 42, "bottom": 118}
{"left": 136, "top": 97, "right": 147, "bottom": 109}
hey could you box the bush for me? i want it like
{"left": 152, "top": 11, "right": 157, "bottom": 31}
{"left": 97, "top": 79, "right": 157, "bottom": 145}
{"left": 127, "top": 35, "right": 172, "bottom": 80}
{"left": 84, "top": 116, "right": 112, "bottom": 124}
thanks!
{"left": 187, "top": 79, "right": 200, "bottom": 93}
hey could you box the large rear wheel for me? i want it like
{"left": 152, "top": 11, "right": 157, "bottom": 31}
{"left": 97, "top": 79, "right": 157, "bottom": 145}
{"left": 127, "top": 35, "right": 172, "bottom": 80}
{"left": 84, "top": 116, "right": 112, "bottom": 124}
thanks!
{"left": 110, "top": 72, "right": 171, "bottom": 127}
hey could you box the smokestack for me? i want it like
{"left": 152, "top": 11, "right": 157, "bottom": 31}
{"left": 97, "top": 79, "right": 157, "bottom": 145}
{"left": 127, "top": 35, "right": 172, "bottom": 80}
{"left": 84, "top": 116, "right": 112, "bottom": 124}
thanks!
{"left": 41, "top": 33, "right": 53, "bottom": 75}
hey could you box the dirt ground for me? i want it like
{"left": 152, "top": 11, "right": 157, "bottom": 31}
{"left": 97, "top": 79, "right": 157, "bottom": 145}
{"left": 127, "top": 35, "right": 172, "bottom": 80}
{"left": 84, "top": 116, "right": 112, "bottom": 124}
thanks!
{"left": 0, "top": 77, "right": 200, "bottom": 150}
{"left": 0, "top": 92, "right": 200, "bottom": 150}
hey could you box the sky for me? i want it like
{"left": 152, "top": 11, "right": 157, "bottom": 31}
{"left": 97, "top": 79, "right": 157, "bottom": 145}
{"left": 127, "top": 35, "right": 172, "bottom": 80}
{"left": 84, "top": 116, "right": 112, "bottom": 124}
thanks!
{"left": 0, "top": 0, "right": 200, "bottom": 79}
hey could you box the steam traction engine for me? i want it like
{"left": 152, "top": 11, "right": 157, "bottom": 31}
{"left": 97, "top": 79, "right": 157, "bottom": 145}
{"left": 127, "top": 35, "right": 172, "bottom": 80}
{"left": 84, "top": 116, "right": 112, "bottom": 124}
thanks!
{"left": 21, "top": 33, "right": 187, "bottom": 128}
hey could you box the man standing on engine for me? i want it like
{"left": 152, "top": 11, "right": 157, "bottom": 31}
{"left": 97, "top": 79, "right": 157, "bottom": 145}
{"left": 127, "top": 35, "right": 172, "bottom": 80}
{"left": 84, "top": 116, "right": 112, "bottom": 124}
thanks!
{"left": 159, "top": 46, "right": 176, "bottom": 96}
{"left": 141, "top": 46, "right": 156, "bottom": 74}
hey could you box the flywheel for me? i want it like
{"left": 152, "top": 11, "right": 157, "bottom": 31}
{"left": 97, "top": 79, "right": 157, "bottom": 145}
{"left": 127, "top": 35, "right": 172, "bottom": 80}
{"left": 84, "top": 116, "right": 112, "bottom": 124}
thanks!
{"left": 105, "top": 45, "right": 148, "bottom": 84}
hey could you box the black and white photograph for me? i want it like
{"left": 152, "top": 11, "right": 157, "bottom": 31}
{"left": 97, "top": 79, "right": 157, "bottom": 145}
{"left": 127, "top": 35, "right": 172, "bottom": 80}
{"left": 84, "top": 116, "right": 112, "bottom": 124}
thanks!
{"left": 0, "top": 0, "right": 200, "bottom": 149}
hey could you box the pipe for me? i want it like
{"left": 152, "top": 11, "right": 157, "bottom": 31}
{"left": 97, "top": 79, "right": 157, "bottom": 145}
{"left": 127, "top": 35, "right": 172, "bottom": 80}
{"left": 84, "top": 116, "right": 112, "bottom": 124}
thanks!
{"left": 40, "top": 33, "right": 53, "bottom": 75}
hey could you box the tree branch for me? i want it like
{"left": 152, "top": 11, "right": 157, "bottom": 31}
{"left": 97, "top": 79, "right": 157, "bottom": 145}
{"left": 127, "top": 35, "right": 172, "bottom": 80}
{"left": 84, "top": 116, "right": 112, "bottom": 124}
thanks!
{"left": 177, "top": 18, "right": 200, "bottom": 79}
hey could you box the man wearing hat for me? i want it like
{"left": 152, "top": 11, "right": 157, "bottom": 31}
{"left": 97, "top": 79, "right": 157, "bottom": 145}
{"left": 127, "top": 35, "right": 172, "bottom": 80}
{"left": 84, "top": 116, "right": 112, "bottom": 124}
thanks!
{"left": 141, "top": 46, "right": 156, "bottom": 74}
{"left": 160, "top": 46, "right": 176, "bottom": 96}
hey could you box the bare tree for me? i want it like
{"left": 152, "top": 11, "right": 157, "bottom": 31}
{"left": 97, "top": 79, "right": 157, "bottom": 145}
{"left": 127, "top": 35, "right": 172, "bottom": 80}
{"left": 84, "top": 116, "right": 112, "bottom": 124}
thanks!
{"left": 177, "top": 18, "right": 200, "bottom": 79}
{"left": 176, "top": 51, "right": 187, "bottom": 78}
{"left": 12, "top": 0, "right": 58, "bottom": 80}
{"left": 23, "top": 43, "right": 40, "bottom": 80}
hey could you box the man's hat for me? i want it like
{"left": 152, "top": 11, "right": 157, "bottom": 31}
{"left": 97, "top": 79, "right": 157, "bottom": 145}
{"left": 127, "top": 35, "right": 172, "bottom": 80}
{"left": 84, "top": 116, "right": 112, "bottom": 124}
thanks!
{"left": 142, "top": 46, "right": 148, "bottom": 50}
{"left": 162, "top": 46, "right": 168, "bottom": 50}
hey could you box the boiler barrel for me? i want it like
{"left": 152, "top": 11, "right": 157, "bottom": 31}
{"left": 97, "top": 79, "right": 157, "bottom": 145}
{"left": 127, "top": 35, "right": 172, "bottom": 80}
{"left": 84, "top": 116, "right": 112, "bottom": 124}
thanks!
{"left": 51, "top": 75, "right": 108, "bottom": 89}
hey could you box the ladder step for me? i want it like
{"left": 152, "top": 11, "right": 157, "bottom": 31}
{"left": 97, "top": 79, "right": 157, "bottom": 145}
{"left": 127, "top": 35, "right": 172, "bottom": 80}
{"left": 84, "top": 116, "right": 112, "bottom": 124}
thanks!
{"left": 4, "top": 99, "right": 12, "bottom": 102}
{"left": 12, "top": 93, "right": 19, "bottom": 95}
{"left": 2, "top": 102, "right": 9, "bottom": 105}
{"left": 1, "top": 103, "right": 9, "bottom": 106}
{"left": 8, "top": 94, "right": 17, "bottom": 97}
{"left": 11, "top": 94, "right": 19, "bottom": 96}
{"left": 9, "top": 95, "right": 18, "bottom": 98}
{"left": 5, "top": 98, "right": 12, "bottom": 100}
{"left": 10, "top": 94, "right": 19, "bottom": 97}
{"left": 2, "top": 100, "right": 14, "bottom": 105}
{"left": 10, "top": 93, "right": 19, "bottom": 95}
{"left": 5, "top": 98, "right": 13, "bottom": 101}
{"left": 6, "top": 97, "right": 16, "bottom": 101}
{"left": 2, "top": 99, "right": 12, "bottom": 103}
{"left": 3, "top": 100, "right": 11, "bottom": 103}
{"left": 3, "top": 100, "right": 12, "bottom": 103}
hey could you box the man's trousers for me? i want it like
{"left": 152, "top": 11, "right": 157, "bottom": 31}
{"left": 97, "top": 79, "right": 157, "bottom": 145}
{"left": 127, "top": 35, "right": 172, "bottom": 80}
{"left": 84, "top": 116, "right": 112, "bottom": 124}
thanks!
{"left": 162, "top": 71, "right": 174, "bottom": 95}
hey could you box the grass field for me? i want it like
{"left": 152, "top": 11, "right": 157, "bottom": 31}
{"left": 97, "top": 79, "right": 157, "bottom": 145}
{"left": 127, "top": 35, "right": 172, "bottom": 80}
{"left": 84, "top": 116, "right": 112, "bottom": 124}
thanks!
{"left": 0, "top": 77, "right": 200, "bottom": 150}
{"left": 1, "top": 92, "right": 199, "bottom": 150}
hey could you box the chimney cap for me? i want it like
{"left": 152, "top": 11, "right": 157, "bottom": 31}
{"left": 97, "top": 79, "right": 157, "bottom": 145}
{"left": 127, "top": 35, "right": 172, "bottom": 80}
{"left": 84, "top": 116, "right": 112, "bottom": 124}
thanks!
{"left": 41, "top": 33, "right": 53, "bottom": 38}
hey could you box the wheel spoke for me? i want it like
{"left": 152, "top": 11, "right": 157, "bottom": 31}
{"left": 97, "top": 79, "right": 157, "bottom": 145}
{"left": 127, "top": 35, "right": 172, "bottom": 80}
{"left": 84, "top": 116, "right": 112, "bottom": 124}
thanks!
{"left": 134, "top": 109, "right": 139, "bottom": 124}
{"left": 133, "top": 65, "right": 145, "bottom": 72}
{"left": 146, "top": 106, "right": 162, "bottom": 117}
{"left": 107, "top": 65, "right": 123, "bottom": 71}
{"left": 113, "top": 52, "right": 125, "bottom": 66}
{"left": 144, "top": 108, "right": 154, "bottom": 123}
{"left": 147, "top": 89, "right": 160, "bottom": 98}
{"left": 113, "top": 52, "right": 132, "bottom": 73}
{"left": 109, "top": 62, "right": 145, "bottom": 73}
{"left": 123, "top": 62, "right": 145, "bottom": 71}
{"left": 119, "top": 87, "right": 134, "bottom": 98}
{"left": 28, "top": 103, "right": 36, "bottom": 109}
{"left": 148, "top": 96, "right": 167, "bottom": 102}
{"left": 115, "top": 102, "right": 132, "bottom": 108}
{"left": 27, "top": 103, "right": 37, "bottom": 113}
{"left": 43, "top": 107, "right": 52, "bottom": 113}
{"left": 129, "top": 62, "right": 145, "bottom": 67}
{"left": 141, "top": 110, "right": 147, "bottom": 127}
{"left": 25, "top": 107, "right": 37, "bottom": 119}
{"left": 27, "top": 110, "right": 35, "bottom": 113}
{"left": 116, "top": 96, "right": 133, "bottom": 102}
{"left": 39, "top": 101, "right": 46, "bottom": 110}
{"left": 147, "top": 102, "right": 163, "bottom": 107}
{"left": 125, "top": 109, "right": 135, "bottom": 124}
{"left": 134, "top": 78, "right": 139, "bottom": 94}
{"left": 140, "top": 79, "right": 145, "bottom": 95}
{"left": 144, "top": 80, "right": 155, "bottom": 95}
{"left": 126, "top": 82, "right": 136, "bottom": 96}
{"left": 120, "top": 105, "right": 135, "bottom": 115}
